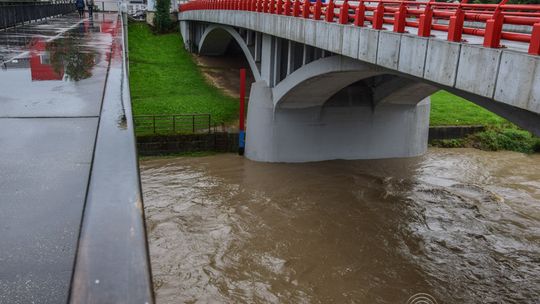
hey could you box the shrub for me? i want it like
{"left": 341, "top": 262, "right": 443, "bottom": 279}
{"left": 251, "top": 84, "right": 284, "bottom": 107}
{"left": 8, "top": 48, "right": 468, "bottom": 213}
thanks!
{"left": 470, "top": 128, "right": 539, "bottom": 154}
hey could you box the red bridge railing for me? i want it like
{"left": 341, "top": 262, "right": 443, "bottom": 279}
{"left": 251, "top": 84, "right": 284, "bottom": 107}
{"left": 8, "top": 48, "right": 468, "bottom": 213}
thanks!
{"left": 179, "top": 0, "right": 540, "bottom": 55}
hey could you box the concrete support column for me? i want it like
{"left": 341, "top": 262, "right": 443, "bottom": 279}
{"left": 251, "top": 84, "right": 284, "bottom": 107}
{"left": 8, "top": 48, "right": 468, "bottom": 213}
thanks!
{"left": 245, "top": 92, "right": 431, "bottom": 162}
{"left": 260, "top": 34, "right": 275, "bottom": 86}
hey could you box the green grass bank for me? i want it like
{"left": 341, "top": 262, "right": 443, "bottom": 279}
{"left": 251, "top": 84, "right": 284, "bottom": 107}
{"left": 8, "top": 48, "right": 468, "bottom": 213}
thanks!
{"left": 128, "top": 22, "right": 538, "bottom": 153}
{"left": 128, "top": 22, "right": 238, "bottom": 125}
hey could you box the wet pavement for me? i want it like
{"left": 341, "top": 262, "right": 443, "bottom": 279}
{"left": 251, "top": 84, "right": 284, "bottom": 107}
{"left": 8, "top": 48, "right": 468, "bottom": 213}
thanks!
{"left": 0, "top": 13, "right": 152, "bottom": 303}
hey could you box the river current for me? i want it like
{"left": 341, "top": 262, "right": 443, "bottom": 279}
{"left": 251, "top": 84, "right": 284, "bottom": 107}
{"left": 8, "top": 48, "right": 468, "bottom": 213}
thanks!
{"left": 140, "top": 148, "right": 540, "bottom": 303}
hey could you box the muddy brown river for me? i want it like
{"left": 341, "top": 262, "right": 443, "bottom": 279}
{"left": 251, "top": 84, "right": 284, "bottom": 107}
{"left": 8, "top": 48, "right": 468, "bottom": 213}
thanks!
{"left": 140, "top": 148, "right": 540, "bottom": 304}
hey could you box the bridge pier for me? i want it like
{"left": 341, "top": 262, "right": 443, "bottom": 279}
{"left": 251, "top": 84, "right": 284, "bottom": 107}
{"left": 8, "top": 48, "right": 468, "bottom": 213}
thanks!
{"left": 245, "top": 81, "right": 431, "bottom": 162}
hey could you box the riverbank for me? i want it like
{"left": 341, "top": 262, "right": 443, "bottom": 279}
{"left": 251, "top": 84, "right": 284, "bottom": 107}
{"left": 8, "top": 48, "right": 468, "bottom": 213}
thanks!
{"left": 128, "top": 22, "right": 238, "bottom": 125}
{"left": 128, "top": 22, "right": 538, "bottom": 154}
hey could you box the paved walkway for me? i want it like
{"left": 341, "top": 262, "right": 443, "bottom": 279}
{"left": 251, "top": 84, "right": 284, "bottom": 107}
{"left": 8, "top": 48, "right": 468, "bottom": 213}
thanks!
{"left": 0, "top": 12, "right": 153, "bottom": 303}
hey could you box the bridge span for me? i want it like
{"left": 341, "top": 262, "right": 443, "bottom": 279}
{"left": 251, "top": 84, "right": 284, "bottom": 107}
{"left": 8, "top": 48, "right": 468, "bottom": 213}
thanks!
{"left": 179, "top": 0, "right": 540, "bottom": 162}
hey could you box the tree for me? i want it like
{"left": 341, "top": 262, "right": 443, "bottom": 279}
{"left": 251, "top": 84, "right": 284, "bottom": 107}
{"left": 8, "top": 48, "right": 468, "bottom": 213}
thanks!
{"left": 154, "top": 0, "right": 172, "bottom": 33}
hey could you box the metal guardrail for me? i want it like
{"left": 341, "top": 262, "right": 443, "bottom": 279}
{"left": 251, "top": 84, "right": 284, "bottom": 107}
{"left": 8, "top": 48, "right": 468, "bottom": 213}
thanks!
{"left": 134, "top": 113, "right": 213, "bottom": 135}
{"left": 0, "top": 1, "right": 76, "bottom": 29}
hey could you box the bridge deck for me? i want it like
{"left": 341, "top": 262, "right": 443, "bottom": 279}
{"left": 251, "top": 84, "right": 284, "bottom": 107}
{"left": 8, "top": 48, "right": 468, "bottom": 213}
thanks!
{"left": 0, "top": 13, "right": 153, "bottom": 303}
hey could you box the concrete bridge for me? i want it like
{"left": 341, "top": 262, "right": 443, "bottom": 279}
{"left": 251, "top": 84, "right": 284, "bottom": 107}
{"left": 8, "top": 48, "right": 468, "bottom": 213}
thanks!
{"left": 179, "top": 0, "right": 540, "bottom": 162}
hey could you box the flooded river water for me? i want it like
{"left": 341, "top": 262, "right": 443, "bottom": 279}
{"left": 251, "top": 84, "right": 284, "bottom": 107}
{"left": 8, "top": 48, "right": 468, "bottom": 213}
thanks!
{"left": 140, "top": 148, "right": 540, "bottom": 304}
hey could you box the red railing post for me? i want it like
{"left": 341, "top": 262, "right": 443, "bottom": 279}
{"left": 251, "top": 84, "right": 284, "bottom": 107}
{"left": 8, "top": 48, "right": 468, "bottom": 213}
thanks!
{"left": 325, "top": 0, "right": 335, "bottom": 22}
{"left": 529, "top": 23, "right": 540, "bottom": 55}
{"left": 276, "top": 0, "right": 283, "bottom": 14}
{"left": 284, "top": 0, "right": 291, "bottom": 15}
{"left": 372, "top": 2, "right": 384, "bottom": 29}
{"left": 417, "top": 2, "right": 432, "bottom": 37}
{"left": 293, "top": 0, "right": 301, "bottom": 17}
{"left": 338, "top": 0, "right": 349, "bottom": 25}
{"left": 269, "top": 0, "right": 275, "bottom": 13}
{"left": 447, "top": 5, "right": 465, "bottom": 42}
{"left": 257, "top": 0, "right": 263, "bottom": 12}
{"left": 263, "top": 0, "right": 269, "bottom": 12}
{"left": 313, "top": 0, "right": 322, "bottom": 20}
{"left": 250, "top": 0, "right": 256, "bottom": 11}
{"left": 302, "top": 0, "right": 310, "bottom": 18}
{"left": 353, "top": 0, "right": 366, "bottom": 27}
{"left": 483, "top": 6, "right": 504, "bottom": 48}
{"left": 393, "top": 1, "right": 407, "bottom": 33}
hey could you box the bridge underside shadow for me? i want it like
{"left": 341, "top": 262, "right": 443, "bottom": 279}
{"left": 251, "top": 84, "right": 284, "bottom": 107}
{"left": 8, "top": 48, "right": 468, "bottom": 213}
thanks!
{"left": 182, "top": 21, "right": 537, "bottom": 162}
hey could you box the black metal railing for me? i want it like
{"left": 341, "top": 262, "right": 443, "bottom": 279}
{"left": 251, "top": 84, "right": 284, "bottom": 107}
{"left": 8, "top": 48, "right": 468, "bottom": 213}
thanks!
{"left": 0, "top": 1, "right": 76, "bottom": 29}
{"left": 134, "top": 114, "right": 213, "bottom": 135}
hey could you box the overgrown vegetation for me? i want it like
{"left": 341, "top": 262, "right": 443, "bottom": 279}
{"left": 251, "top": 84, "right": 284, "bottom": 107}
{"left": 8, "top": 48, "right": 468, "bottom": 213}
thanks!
{"left": 431, "top": 127, "right": 540, "bottom": 154}
{"left": 128, "top": 22, "right": 238, "bottom": 125}
{"left": 153, "top": 0, "right": 173, "bottom": 33}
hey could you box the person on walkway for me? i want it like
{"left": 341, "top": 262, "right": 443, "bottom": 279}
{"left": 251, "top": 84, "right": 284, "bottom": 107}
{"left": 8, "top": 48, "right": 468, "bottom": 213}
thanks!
{"left": 86, "top": 0, "right": 94, "bottom": 18}
{"left": 76, "top": 0, "right": 85, "bottom": 18}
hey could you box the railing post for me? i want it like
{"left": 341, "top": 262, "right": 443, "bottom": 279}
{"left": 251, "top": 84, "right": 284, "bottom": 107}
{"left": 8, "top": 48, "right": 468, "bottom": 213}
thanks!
{"left": 353, "top": 0, "right": 366, "bottom": 27}
{"left": 372, "top": 1, "right": 384, "bottom": 30}
{"left": 447, "top": 5, "right": 465, "bottom": 42}
{"left": 263, "top": 0, "right": 269, "bottom": 12}
{"left": 325, "top": 0, "right": 335, "bottom": 22}
{"left": 302, "top": 0, "right": 310, "bottom": 18}
{"left": 529, "top": 23, "right": 540, "bottom": 55}
{"left": 313, "top": 0, "right": 322, "bottom": 20}
{"left": 269, "top": 0, "right": 275, "bottom": 14}
{"left": 393, "top": 1, "right": 407, "bottom": 33}
{"left": 417, "top": 2, "right": 433, "bottom": 37}
{"left": 483, "top": 6, "right": 504, "bottom": 48}
{"left": 293, "top": 0, "right": 301, "bottom": 17}
{"left": 284, "top": 0, "right": 291, "bottom": 16}
{"left": 338, "top": 0, "right": 349, "bottom": 24}
{"left": 276, "top": 0, "right": 283, "bottom": 14}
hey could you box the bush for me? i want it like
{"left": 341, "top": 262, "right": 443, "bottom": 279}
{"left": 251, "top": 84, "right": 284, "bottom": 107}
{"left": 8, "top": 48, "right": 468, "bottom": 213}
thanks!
{"left": 153, "top": 0, "right": 172, "bottom": 33}
{"left": 470, "top": 128, "right": 539, "bottom": 154}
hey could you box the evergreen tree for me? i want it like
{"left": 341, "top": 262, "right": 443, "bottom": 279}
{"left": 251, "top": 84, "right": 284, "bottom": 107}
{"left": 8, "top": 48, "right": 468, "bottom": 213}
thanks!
{"left": 154, "top": 0, "right": 172, "bottom": 33}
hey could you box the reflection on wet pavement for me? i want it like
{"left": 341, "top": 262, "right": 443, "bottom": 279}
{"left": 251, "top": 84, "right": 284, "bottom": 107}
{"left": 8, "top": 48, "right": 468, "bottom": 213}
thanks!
{"left": 0, "top": 13, "right": 118, "bottom": 117}
{"left": 141, "top": 149, "right": 540, "bottom": 304}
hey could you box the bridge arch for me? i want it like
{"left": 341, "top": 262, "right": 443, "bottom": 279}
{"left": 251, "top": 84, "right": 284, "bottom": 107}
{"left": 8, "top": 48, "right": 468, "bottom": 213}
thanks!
{"left": 273, "top": 55, "right": 438, "bottom": 109}
{"left": 198, "top": 25, "right": 262, "bottom": 82}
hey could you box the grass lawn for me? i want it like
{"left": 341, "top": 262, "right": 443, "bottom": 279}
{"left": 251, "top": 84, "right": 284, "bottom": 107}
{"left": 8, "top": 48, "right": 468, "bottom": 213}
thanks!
{"left": 430, "top": 90, "right": 509, "bottom": 126}
{"left": 128, "top": 22, "right": 238, "bottom": 124}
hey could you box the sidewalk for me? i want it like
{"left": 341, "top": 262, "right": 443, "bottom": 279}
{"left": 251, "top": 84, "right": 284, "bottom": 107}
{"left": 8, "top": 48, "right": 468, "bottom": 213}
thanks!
{"left": 0, "top": 12, "right": 153, "bottom": 303}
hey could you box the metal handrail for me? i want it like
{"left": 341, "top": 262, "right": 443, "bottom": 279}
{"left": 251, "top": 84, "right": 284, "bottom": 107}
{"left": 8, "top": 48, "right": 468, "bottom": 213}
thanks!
{"left": 134, "top": 113, "right": 214, "bottom": 135}
{"left": 0, "top": 1, "right": 76, "bottom": 29}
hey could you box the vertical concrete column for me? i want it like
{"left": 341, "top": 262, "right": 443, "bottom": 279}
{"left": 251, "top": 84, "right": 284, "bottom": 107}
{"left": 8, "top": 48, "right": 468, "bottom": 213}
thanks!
{"left": 254, "top": 32, "right": 263, "bottom": 62}
{"left": 260, "top": 34, "right": 275, "bottom": 86}
{"left": 245, "top": 81, "right": 276, "bottom": 161}
{"left": 287, "top": 41, "right": 295, "bottom": 76}
{"left": 273, "top": 38, "right": 282, "bottom": 86}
